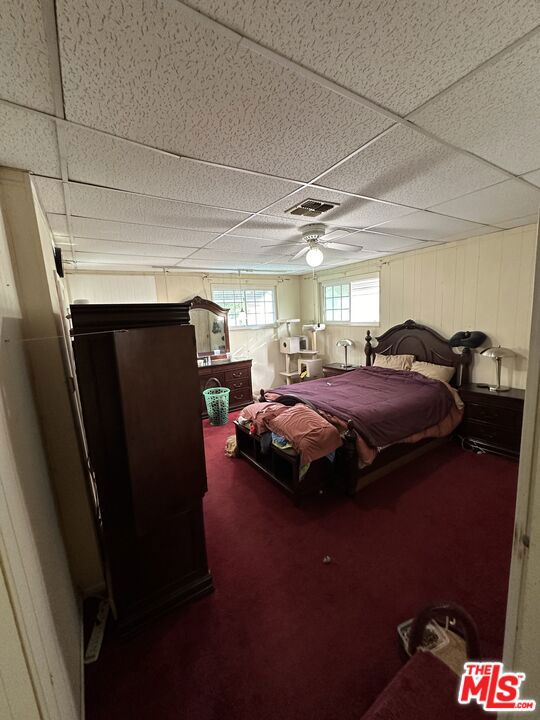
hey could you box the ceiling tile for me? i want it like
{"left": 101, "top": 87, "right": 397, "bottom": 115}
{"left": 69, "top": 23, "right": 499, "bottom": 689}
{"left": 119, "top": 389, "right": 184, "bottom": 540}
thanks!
{"left": 57, "top": 0, "right": 392, "bottom": 180}
{"left": 200, "top": 237, "right": 292, "bottom": 255}
{"left": 177, "top": 258, "right": 263, "bottom": 270}
{"left": 370, "top": 211, "right": 498, "bottom": 242}
{"left": 0, "top": 104, "right": 60, "bottom": 177}
{"left": 339, "top": 231, "right": 430, "bottom": 253}
{"left": 410, "top": 33, "right": 540, "bottom": 175}
{"left": 69, "top": 237, "right": 196, "bottom": 258}
{"left": 64, "top": 216, "right": 218, "bottom": 247}
{"left": 0, "top": 0, "right": 55, "bottom": 113}
{"left": 265, "top": 186, "right": 415, "bottom": 228}
{"left": 32, "top": 177, "right": 65, "bottom": 214}
{"left": 48, "top": 213, "right": 69, "bottom": 235}
{"left": 224, "top": 215, "right": 314, "bottom": 243}
{"left": 428, "top": 180, "right": 540, "bottom": 226}
{"left": 496, "top": 214, "right": 538, "bottom": 230}
{"left": 73, "top": 251, "right": 180, "bottom": 267}
{"left": 67, "top": 184, "right": 249, "bottom": 231}
{"left": 522, "top": 169, "right": 540, "bottom": 188}
{"left": 317, "top": 125, "right": 507, "bottom": 208}
{"left": 188, "top": 248, "right": 281, "bottom": 264}
{"left": 185, "top": 0, "right": 540, "bottom": 114}
{"left": 63, "top": 125, "right": 302, "bottom": 211}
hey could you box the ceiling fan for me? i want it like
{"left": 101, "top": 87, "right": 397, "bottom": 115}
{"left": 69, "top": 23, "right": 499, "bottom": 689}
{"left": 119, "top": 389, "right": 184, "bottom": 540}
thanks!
{"left": 264, "top": 223, "right": 363, "bottom": 267}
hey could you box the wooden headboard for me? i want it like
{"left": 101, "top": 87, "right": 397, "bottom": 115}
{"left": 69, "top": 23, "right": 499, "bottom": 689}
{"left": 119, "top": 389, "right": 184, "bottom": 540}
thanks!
{"left": 364, "top": 319, "right": 471, "bottom": 387}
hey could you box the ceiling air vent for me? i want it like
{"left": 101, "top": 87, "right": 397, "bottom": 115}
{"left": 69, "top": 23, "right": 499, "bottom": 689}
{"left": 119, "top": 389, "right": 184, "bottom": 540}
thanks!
{"left": 286, "top": 199, "right": 339, "bottom": 217}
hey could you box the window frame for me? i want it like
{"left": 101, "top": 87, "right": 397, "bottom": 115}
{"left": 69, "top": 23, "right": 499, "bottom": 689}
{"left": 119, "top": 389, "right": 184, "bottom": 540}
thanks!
{"left": 211, "top": 285, "right": 278, "bottom": 330}
{"left": 320, "top": 272, "right": 380, "bottom": 327}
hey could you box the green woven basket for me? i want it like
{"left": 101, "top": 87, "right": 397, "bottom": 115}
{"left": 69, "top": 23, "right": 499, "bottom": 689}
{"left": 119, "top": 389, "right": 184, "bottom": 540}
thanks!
{"left": 203, "top": 386, "right": 230, "bottom": 426}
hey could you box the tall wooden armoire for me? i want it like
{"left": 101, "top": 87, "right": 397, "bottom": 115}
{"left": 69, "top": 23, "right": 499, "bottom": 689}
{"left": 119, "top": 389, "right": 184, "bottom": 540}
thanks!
{"left": 70, "top": 303, "right": 213, "bottom": 632}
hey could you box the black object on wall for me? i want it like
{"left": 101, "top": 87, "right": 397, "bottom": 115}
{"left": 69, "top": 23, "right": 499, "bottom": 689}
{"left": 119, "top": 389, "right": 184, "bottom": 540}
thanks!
{"left": 449, "top": 330, "right": 487, "bottom": 348}
{"left": 54, "top": 246, "right": 64, "bottom": 277}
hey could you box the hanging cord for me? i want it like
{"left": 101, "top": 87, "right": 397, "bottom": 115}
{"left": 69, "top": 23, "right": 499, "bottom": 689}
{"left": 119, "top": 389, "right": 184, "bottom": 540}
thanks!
{"left": 312, "top": 268, "right": 318, "bottom": 323}
{"left": 201, "top": 273, "right": 211, "bottom": 299}
{"left": 162, "top": 268, "right": 170, "bottom": 302}
{"left": 1, "top": 327, "right": 135, "bottom": 346}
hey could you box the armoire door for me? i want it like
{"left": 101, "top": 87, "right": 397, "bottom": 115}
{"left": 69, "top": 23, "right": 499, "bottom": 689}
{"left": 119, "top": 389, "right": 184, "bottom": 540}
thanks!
{"left": 112, "top": 324, "right": 210, "bottom": 615}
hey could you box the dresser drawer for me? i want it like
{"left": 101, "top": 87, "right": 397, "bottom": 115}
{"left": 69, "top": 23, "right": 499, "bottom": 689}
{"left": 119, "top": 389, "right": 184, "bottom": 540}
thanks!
{"left": 464, "top": 402, "right": 522, "bottom": 430}
{"left": 225, "top": 366, "right": 250, "bottom": 382}
{"left": 227, "top": 377, "right": 251, "bottom": 391}
{"left": 229, "top": 387, "right": 253, "bottom": 406}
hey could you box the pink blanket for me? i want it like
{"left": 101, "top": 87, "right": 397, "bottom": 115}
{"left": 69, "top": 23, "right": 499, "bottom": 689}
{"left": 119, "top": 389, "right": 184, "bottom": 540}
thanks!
{"left": 240, "top": 402, "right": 342, "bottom": 464}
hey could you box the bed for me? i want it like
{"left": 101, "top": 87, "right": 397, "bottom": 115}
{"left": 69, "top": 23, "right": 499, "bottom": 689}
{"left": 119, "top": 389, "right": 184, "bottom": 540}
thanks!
{"left": 235, "top": 320, "right": 471, "bottom": 502}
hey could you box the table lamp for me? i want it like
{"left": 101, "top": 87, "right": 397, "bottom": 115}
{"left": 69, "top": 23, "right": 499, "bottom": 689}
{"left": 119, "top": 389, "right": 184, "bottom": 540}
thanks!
{"left": 336, "top": 338, "right": 354, "bottom": 368}
{"left": 481, "top": 346, "right": 515, "bottom": 392}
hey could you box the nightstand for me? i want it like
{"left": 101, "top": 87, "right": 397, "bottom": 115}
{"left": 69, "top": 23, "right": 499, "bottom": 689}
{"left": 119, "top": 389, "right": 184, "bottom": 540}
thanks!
{"left": 458, "top": 384, "right": 525, "bottom": 459}
{"left": 322, "top": 363, "right": 361, "bottom": 378}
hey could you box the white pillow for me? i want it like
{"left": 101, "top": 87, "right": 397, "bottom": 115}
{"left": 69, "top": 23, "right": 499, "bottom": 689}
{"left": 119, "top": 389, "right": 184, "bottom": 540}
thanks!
{"left": 411, "top": 360, "right": 455, "bottom": 383}
{"left": 373, "top": 353, "right": 415, "bottom": 371}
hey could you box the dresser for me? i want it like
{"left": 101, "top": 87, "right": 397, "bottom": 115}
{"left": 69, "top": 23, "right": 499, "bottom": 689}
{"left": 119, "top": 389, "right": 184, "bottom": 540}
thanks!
{"left": 458, "top": 384, "right": 525, "bottom": 459}
{"left": 199, "top": 358, "right": 253, "bottom": 416}
{"left": 322, "top": 362, "right": 361, "bottom": 378}
{"left": 70, "top": 303, "right": 213, "bottom": 633}
{"left": 187, "top": 295, "right": 253, "bottom": 415}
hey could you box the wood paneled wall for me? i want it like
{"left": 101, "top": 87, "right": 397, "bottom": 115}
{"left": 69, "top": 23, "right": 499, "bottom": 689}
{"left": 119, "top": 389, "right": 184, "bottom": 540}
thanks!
{"left": 66, "top": 272, "right": 157, "bottom": 304}
{"left": 301, "top": 224, "right": 537, "bottom": 389}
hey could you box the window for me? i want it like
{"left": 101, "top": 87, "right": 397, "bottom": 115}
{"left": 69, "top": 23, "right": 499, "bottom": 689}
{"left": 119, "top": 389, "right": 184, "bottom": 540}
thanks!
{"left": 322, "top": 274, "right": 379, "bottom": 324}
{"left": 212, "top": 287, "right": 276, "bottom": 328}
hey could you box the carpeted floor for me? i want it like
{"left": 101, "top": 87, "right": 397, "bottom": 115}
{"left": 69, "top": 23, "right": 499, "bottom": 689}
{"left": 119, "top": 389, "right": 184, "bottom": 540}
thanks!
{"left": 86, "top": 415, "right": 518, "bottom": 720}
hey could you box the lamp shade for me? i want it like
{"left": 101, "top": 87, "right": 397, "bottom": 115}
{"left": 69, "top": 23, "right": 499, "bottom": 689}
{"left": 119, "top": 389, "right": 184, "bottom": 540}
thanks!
{"left": 336, "top": 338, "right": 354, "bottom": 347}
{"left": 481, "top": 345, "right": 514, "bottom": 359}
{"left": 449, "top": 330, "right": 486, "bottom": 348}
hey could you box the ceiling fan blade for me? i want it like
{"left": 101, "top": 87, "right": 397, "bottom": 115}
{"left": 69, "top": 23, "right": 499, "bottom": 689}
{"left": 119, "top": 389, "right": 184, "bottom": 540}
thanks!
{"left": 323, "top": 241, "right": 364, "bottom": 252}
{"left": 323, "top": 228, "right": 355, "bottom": 242}
{"left": 291, "top": 246, "right": 310, "bottom": 260}
{"left": 260, "top": 241, "right": 302, "bottom": 249}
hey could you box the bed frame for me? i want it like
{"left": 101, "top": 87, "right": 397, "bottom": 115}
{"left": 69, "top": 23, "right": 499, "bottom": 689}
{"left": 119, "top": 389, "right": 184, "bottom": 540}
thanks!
{"left": 237, "top": 320, "right": 471, "bottom": 502}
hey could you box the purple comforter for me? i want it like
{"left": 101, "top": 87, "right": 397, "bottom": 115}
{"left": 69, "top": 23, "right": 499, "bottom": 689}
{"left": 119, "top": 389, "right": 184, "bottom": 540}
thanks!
{"left": 270, "top": 366, "right": 453, "bottom": 448}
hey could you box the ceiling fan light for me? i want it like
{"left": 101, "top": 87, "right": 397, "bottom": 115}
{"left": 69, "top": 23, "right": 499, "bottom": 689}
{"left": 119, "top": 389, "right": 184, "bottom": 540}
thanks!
{"left": 306, "top": 246, "right": 324, "bottom": 267}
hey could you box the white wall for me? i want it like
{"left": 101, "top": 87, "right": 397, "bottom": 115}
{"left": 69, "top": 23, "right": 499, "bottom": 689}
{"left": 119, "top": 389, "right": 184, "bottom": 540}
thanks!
{"left": 0, "top": 185, "right": 81, "bottom": 718}
{"left": 301, "top": 224, "right": 537, "bottom": 389}
{"left": 65, "top": 270, "right": 302, "bottom": 391}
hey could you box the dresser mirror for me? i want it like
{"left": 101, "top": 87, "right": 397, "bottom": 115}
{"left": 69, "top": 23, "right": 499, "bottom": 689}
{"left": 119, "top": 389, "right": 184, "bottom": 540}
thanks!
{"left": 188, "top": 296, "right": 230, "bottom": 358}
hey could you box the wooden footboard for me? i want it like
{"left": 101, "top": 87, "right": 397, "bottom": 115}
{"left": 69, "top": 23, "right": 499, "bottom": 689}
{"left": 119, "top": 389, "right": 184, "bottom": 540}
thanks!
{"left": 234, "top": 420, "right": 332, "bottom": 505}
{"left": 249, "top": 389, "right": 446, "bottom": 499}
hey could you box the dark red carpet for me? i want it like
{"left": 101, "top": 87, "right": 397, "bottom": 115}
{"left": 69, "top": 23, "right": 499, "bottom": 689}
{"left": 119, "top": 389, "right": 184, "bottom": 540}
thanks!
{"left": 86, "top": 416, "right": 517, "bottom": 720}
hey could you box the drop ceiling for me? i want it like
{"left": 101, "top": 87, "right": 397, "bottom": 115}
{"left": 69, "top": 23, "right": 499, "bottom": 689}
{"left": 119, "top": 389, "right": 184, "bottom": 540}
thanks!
{"left": 1, "top": 0, "right": 539, "bottom": 274}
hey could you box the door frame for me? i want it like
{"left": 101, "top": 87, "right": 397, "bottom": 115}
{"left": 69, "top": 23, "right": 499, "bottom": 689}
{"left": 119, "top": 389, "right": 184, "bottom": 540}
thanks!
{"left": 503, "top": 216, "right": 540, "bottom": 710}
